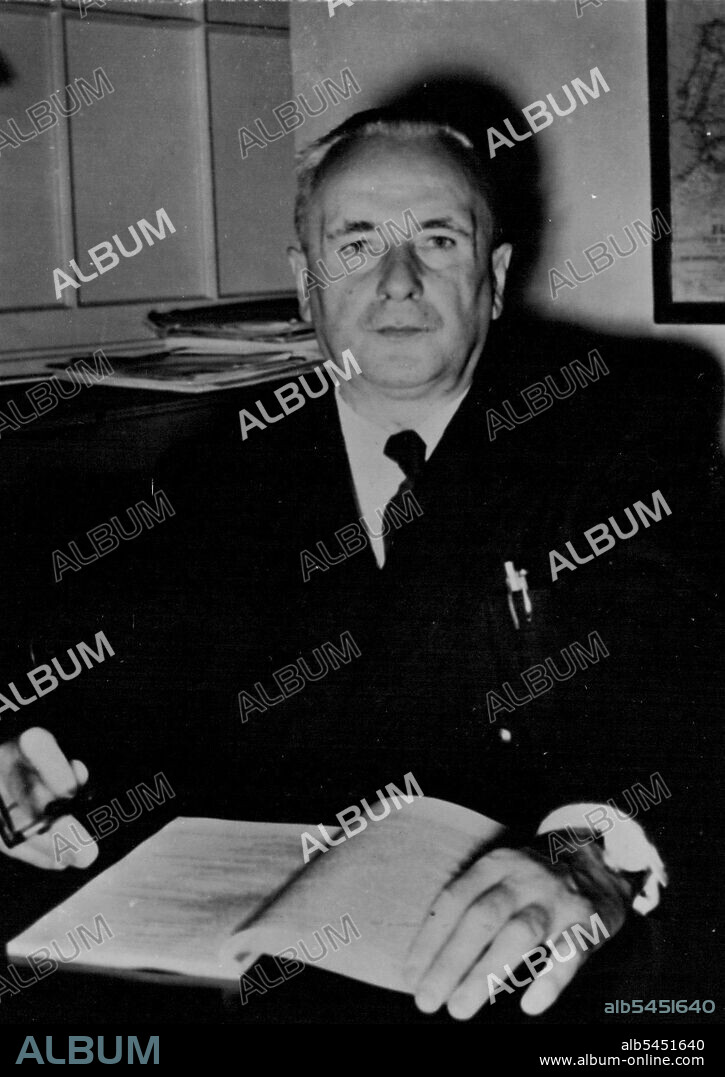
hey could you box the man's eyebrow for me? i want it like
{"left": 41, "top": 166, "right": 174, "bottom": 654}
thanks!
{"left": 326, "top": 220, "right": 378, "bottom": 240}
{"left": 327, "top": 215, "right": 472, "bottom": 241}
{"left": 417, "top": 216, "right": 472, "bottom": 235}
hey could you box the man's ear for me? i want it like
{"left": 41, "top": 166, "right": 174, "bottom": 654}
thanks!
{"left": 490, "top": 242, "right": 513, "bottom": 321}
{"left": 288, "top": 246, "right": 313, "bottom": 322}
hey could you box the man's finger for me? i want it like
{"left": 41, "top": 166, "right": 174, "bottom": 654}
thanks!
{"left": 49, "top": 815, "right": 98, "bottom": 869}
{"left": 405, "top": 854, "right": 509, "bottom": 989}
{"left": 413, "top": 884, "right": 516, "bottom": 1013}
{"left": 520, "top": 927, "right": 589, "bottom": 1016}
{"left": 1, "top": 842, "right": 63, "bottom": 870}
{"left": 18, "top": 728, "right": 79, "bottom": 800}
{"left": 0, "top": 815, "right": 82, "bottom": 871}
{"left": 70, "top": 759, "right": 89, "bottom": 786}
{"left": 446, "top": 904, "right": 550, "bottom": 1020}
{"left": 19, "top": 816, "right": 98, "bottom": 872}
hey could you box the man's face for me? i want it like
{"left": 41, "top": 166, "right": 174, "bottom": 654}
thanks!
{"left": 289, "top": 135, "right": 512, "bottom": 403}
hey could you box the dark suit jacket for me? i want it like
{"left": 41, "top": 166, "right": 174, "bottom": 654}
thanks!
{"left": 109, "top": 315, "right": 723, "bottom": 867}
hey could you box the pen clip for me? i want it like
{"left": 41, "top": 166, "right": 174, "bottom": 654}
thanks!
{"left": 504, "top": 561, "right": 533, "bottom": 629}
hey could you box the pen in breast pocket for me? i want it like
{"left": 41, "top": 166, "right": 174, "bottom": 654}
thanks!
{"left": 505, "top": 561, "right": 532, "bottom": 629}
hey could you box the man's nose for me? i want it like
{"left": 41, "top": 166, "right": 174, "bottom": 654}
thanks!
{"left": 375, "top": 244, "right": 423, "bottom": 301}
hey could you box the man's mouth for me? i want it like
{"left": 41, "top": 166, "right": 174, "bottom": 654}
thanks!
{"left": 374, "top": 326, "right": 429, "bottom": 338}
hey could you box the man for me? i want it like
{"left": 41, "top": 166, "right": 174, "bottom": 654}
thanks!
{"left": 1, "top": 108, "right": 721, "bottom": 1021}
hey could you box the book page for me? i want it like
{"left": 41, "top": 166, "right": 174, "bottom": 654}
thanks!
{"left": 224, "top": 796, "right": 506, "bottom": 994}
{"left": 7, "top": 818, "right": 308, "bottom": 984}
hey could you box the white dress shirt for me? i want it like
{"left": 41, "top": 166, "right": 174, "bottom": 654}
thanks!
{"left": 334, "top": 387, "right": 469, "bottom": 567}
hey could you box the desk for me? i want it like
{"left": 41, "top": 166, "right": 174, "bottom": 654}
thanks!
{"left": 0, "top": 383, "right": 252, "bottom": 487}
{"left": 0, "top": 378, "right": 261, "bottom": 700}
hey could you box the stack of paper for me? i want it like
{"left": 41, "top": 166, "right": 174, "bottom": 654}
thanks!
{"left": 44, "top": 335, "right": 323, "bottom": 394}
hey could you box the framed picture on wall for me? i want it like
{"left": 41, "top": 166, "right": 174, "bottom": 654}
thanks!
{"left": 647, "top": 0, "right": 725, "bottom": 322}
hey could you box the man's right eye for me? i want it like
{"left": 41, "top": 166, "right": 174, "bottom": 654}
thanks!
{"left": 339, "top": 240, "right": 366, "bottom": 256}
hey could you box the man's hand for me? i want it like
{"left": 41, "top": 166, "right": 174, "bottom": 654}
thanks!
{"left": 405, "top": 846, "right": 627, "bottom": 1020}
{"left": 0, "top": 727, "right": 97, "bottom": 870}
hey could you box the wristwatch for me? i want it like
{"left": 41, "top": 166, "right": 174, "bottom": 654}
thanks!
{"left": 536, "top": 803, "right": 668, "bottom": 915}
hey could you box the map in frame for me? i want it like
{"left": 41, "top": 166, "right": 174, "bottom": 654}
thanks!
{"left": 668, "top": 0, "right": 725, "bottom": 305}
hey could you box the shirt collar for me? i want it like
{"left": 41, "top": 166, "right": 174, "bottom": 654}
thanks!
{"left": 334, "top": 384, "right": 470, "bottom": 462}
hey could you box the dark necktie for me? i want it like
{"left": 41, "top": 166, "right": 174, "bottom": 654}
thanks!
{"left": 382, "top": 429, "right": 427, "bottom": 559}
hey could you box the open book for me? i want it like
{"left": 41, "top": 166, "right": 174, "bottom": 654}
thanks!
{"left": 7, "top": 798, "right": 505, "bottom": 994}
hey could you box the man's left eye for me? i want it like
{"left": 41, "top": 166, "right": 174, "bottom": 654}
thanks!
{"left": 421, "top": 235, "right": 456, "bottom": 249}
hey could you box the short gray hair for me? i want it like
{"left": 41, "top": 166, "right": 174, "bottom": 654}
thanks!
{"left": 293, "top": 114, "right": 503, "bottom": 251}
